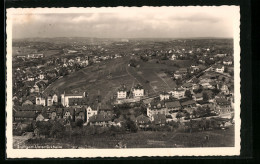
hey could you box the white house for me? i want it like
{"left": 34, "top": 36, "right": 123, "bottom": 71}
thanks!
{"left": 39, "top": 74, "right": 45, "bottom": 80}
{"left": 47, "top": 96, "right": 53, "bottom": 106}
{"left": 117, "top": 85, "right": 127, "bottom": 99}
{"left": 52, "top": 94, "right": 58, "bottom": 103}
{"left": 27, "top": 75, "right": 35, "bottom": 81}
{"left": 35, "top": 96, "right": 46, "bottom": 106}
{"left": 132, "top": 84, "right": 144, "bottom": 98}
{"left": 170, "top": 54, "right": 176, "bottom": 60}
{"left": 169, "top": 88, "right": 185, "bottom": 99}
{"left": 159, "top": 92, "right": 170, "bottom": 101}
{"left": 212, "top": 65, "right": 225, "bottom": 73}
{"left": 86, "top": 106, "right": 98, "bottom": 123}
{"left": 61, "top": 91, "right": 85, "bottom": 107}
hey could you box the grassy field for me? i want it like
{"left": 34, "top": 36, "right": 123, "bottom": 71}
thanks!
{"left": 44, "top": 56, "right": 180, "bottom": 103}
{"left": 21, "top": 126, "right": 234, "bottom": 149}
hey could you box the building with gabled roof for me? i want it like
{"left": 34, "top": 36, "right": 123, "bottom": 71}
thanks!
{"left": 169, "top": 87, "right": 185, "bottom": 99}
{"left": 135, "top": 114, "right": 150, "bottom": 128}
{"left": 14, "top": 111, "right": 36, "bottom": 122}
{"left": 165, "top": 101, "right": 181, "bottom": 113}
{"left": 117, "top": 84, "right": 127, "bottom": 99}
{"left": 132, "top": 84, "right": 144, "bottom": 98}
{"left": 151, "top": 114, "right": 166, "bottom": 126}
{"left": 88, "top": 113, "right": 113, "bottom": 126}
{"left": 181, "top": 99, "right": 196, "bottom": 108}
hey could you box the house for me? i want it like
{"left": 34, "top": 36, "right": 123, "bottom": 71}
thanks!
{"left": 165, "top": 101, "right": 181, "bottom": 113}
{"left": 75, "top": 107, "right": 86, "bottom": 121}
{"left": 181, "top": 83, "right": 193, "bottom": 91}
{"left": 32, "top": 84, "right": 40, "bottom": 93}
{"left": 212, "top": 65, "right": 225, "bottom": 73}
{"left": 169, "top": 87, "right": 185, "bottom": 99}
{"left": 223, "top": 59, "right": 233, "bottom": 65}
{"left": 27, "top": 75, "right": 35, "bottom": 81}
{"left": 52, "top": 94, "right": 58, "bottom": 103}
{"left": 63, "top": 108, "right": 75, "bottom": 120}
{"left": 219, "top": 84, "right": 230, "bottom": 95}
{"left": 35, "top": 96, "right": 46, "bottom": 106}
{"left": 36, "top": 113, "right": 49, "bottom": 122}
{"left": 48, "top": 108, "right": 63, "bottom": 120}
{"left": 215, "top": 98, "right": 231, "bottom": 113}
{"left": 61, "top": 91, "right": 86, "bottom": 107}
{"left": 135, "top": 114, "right": 150, "bottom": 128}
{"left": 181, "top": 100, "right": 196, "bottom": 108}
{"left": 117, "top": 85, "right": 127, "bottom": 99}
{"left": 132, "top": 84, "right": 144, "bottom": 98}
{"left": 193, "top": 93, "right": 203, "bottom": 101}
{"left": 38, "top": 73, "right": 45, "bottom": 80}
{"left": 47, "top": 95, "right": 53, "bottom": 106}
{"left": 215, "top": 54, "right": 227, "bottom": 57}
{"left": 86, "top": 106, "right": 98, "bottom": 123}
{"left": 22, "top": 100, "right": 33, "bottom": 106}
{"left": 18, "top": 105, "right": 43, "bottom": 113}
{"left": 147, "top": 101, "right": 167, "bottom": 118}
{"left": 178, "top": 68, "right": 188, "bottom": 75}
{"left": 173, "top": 71, "right": 183, "bottom": 79}
{"left": 170, "top": 54, "right": 176, "bottom": 60}
{"left": 159, "top": 92, "right": 170, "bottom": 101}
{"left": 88, "top": 113, "right": 113, "bottom": 127}
{"left": 190, "top": 64, "right": 200, "bottom": 73}
{"left": 151, "top": 114, "right": 166, "bottom": 126}
{"left": 68, "top": 98, "right": 88, "bottom": 107}
{"left": 13, "top": 111, "right": 36, "bottom": 122}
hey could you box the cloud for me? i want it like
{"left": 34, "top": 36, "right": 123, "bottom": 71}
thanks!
{"left": 12, "top": 7, "right": 238, "bottom": 38}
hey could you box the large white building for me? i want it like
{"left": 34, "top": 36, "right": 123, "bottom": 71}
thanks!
{"left": 117, "top": 85, "right": 127, "bottom": 99}
{"left": 169, "top": 88, "right": 185, "bottom": 99}
{"left": 61, "top": 91, "right": 86, "bottom": 107}
{"left": 132, "top": 84, "right": 144, "bottom": 98}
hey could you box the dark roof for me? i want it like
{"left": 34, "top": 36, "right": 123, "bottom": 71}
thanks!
{"left": 68, "top": 98, "right": 88, "bottom": 106}
{"left": 216, "top": 98, "right": 230, "bottom": 104}
{"left": 75, "top": 107, "right": 86, "bottom": 115}
{"left": 152, "top": 114, "right": 166, "bottom": 124}
{"left": 212, "top": 64, "right": 224, "bottom": 69}
{"left": 165, "top": 101, "right": 181, "bottom": 108}
{"left": 88, "top": 113, "right": 113, "bottom": 122}
{"left": 181, "top": 100, "right": 196, "bottom": 106}
{"left": 19, "top": 105, "right": 44, "bottom": 112}
{"left": 14, "top": 111, "right": 36, "bottom": 118}
{"left": 150, "top": 101, "right": 166, "bottom": 110}
{"left": 118, "top": 85, "right": 127, "bottom": 92}
{"left": 194, "top": 93, "right": 203, "bottom": 98}
{"left": 63, "top": 108, "right": 75, "bottom": 114}
{"left": 136, "top": 115, "right": 150, "bottom": 123}
{"left": 134, "top": 84, "right": 143, "bottom": 90}
{"left": 182, "top": 83, "right": 193, "bottom": 88}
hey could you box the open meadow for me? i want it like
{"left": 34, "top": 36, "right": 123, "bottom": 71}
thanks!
{"left": 44, "top": 56, "right": 183, "bottom": 103}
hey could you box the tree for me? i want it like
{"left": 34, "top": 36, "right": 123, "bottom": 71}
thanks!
{"left": 75, "top": 119, "right": 84, "bottom": 128}
{"left": 125, "top": 118, "right": 138, "bottom": 133}
{"left": 192, "top": 110, "right": 197, "bottom": 118}
{"left": 176, "top": 112, "right": 182, "bottom": 120}
{"left": 202, "top": 92, "right": 209, "bottom": 101}
{"left": 36, "top": 121, "right": 52, "bottom": 137}
{"left": 50, "top": 121, "right": 65, "bottom": 138}
{"left": 185, "top": 90, "right": 192, "bottom": 98}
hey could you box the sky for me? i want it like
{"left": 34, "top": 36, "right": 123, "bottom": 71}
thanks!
{"left": 11, "top": 6, "right": 239, "bottom": 39}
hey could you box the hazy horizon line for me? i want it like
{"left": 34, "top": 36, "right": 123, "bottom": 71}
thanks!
{"left": 13, "top": 36, "right": 233, "bottom": 40}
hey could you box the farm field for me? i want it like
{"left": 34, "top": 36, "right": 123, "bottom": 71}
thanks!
{"left": 21, "top": 126, "right": 234, "bottom": 149}
{"left": 44, "top": 56, "right": 182, "bottom": 103}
